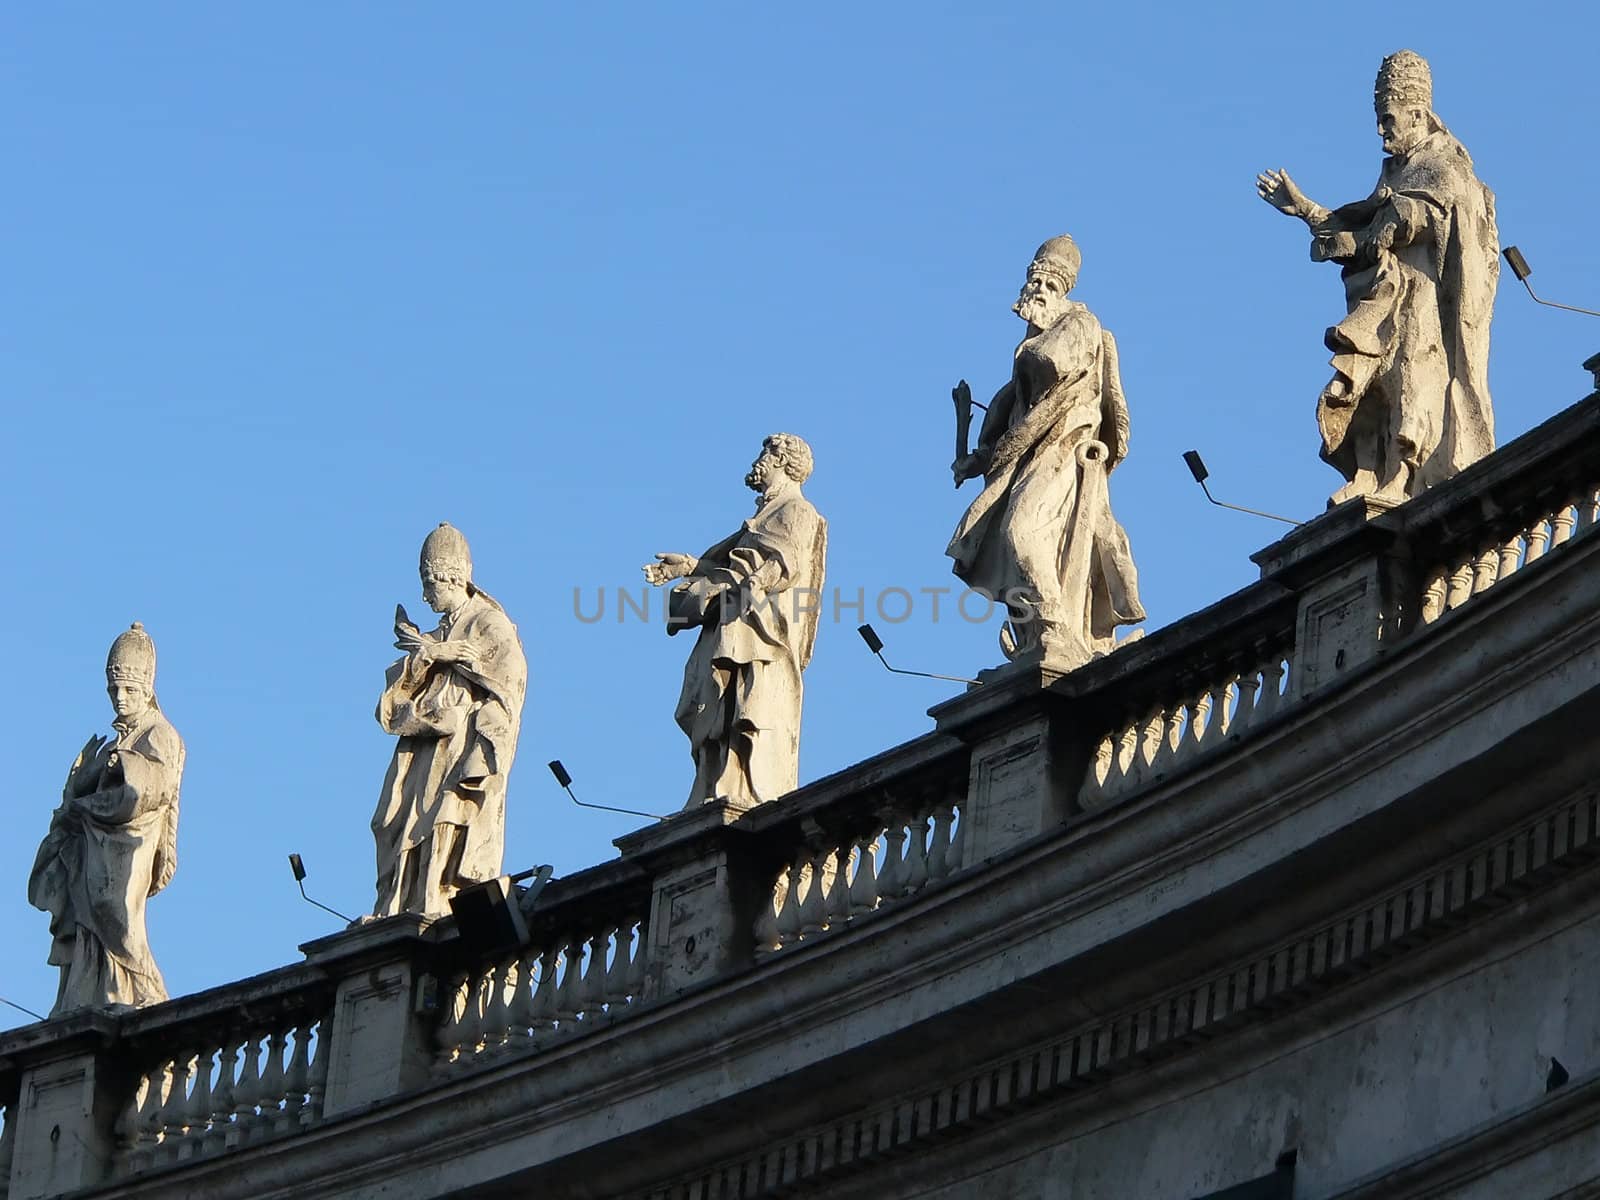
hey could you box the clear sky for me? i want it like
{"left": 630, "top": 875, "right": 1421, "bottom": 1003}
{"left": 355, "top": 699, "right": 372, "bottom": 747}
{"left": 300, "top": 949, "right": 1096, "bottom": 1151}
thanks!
{"left": 3, "top": 4, "right": 1597, "bottom": 1024}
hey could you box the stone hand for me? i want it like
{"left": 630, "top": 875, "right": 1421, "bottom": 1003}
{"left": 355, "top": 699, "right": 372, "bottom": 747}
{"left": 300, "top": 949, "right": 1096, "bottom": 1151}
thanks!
{"left": 1256, "top": 168, "right": 1312, "bottom": 220}
{"left": 425, "top": 640, "right": 481, "bottom": 667}
{"left": 643, "top": 553, "right": 697, "bottom": 586}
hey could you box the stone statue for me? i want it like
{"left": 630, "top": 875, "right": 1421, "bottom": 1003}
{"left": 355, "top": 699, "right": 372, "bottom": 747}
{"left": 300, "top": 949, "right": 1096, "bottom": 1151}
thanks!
{"left": 643, "top": 434, "right": 827, "bottom": 809}
{"left": 372, "top": 523, "right": 527, "bottom": 917}
{"left": 1257, "top": 49, "right": 1499, "bottom": 505}
{"left": 947, "top": 235, "right": 1145, "bottom": 668}
{"left": 28, "top": 623, "right": 184, "bottom": 1016}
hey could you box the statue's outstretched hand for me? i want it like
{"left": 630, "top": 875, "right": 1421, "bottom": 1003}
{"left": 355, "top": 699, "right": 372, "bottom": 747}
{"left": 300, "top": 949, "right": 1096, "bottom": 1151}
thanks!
{"left": 643, "top": 553, "right": 696, "bottom": 586}
{"left": 1256, "top": 168, "right": 1311, "bottom": 220}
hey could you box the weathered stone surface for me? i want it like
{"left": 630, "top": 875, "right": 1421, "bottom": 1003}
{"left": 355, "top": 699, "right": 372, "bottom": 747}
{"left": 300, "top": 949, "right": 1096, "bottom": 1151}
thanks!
{"left": 1258, "top": 50, "right": 1499, "bottom": 504}
{"left": 372, "top": 523, "right": 527, "bottom": 917}
{"left": 28, "top": 623, "right": 183, "bottom": 1017}
{"left": 947, "top": 234, "right": 1145, "bottom": 669}
{"left": 643, "top": 434, "right": 827, "bottom": 809}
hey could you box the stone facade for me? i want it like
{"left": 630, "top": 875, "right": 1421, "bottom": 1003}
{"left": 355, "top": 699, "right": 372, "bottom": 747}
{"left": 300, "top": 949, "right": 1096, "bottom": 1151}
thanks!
{"left": 3, "top": 372, "right": 1599, "bottom": 1199}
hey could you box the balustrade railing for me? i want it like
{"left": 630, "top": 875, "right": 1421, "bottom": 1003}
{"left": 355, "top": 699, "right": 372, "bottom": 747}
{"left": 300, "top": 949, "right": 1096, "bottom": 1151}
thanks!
{"left": 116, "top": 1004, "right": 330, "bottom": 1176}
{"left": 1081, "top": 639, "right": 1295, "bottom": 810}
{"left": 750, "top": 740, "right": 969, "bottom": 957}
{"left": 1414, "top": 483, "right": 1600, "bottom": 627}
{"left": 434, "top": 872, "right": 650, "bottom": 1073}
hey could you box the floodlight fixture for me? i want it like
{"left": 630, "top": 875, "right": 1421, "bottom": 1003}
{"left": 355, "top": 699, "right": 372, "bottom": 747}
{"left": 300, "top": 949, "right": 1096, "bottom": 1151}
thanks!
{"left": 856, "top": 624, "right": 982, "bottom": 686}
{"left": 547, "top": 760, "right": 668, "bottom": 822}
{"left": 1502, "top": 246, "right": 1600, "bottom": 318}
{"left": 1182, "top": 450, "right": 1302, "bottom": 527}
{"left": 287, "top": 853, "right": 357, "bottom": 925}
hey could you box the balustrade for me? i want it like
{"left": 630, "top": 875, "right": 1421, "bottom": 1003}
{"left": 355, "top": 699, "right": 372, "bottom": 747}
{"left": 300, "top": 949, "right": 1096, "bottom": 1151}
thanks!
{"left": 1417, "top": 484, "right": 1600, "bottom": 626}
{"left": 754, "top": 794, "right": 964, "bottom": 956}
{"left": 435, "top": 917, "right": 647, "bottom": 1073}
{"left": 1081, "top": 640, "right": 1295, "bottom": 811}
{"left": 117, "top": 1010, "right": 329, "bottom": 1177}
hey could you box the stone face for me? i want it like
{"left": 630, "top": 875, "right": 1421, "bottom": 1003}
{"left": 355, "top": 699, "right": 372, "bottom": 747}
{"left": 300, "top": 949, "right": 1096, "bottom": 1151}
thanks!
{"left": 371, "top": 523, "right": 527, "bottom": 917}
{"left": 643, "top": 434, "right": 827, "bottom": 809}
{"left": 27, "top": 622, "right": 184, "bottom": 1017}
{"left": 946, "top": 234, "right": 1145, "bottom": 669}
{"left": 1257, "top": 49, "right": 1499, "bottom": 504}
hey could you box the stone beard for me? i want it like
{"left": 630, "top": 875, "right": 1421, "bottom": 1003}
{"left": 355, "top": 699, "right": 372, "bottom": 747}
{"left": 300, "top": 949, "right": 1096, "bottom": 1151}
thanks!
{"left": 372, "top": 523, "right": 528, "bottom": 917}
{"left": 946, "top": 237, "right": 1145, "bottom": 667}
{"left": 647, "top": 434, "right": 828, "bottom": 810}
{"left": 28, "top": 622, "right": 184, "bottom": 1016}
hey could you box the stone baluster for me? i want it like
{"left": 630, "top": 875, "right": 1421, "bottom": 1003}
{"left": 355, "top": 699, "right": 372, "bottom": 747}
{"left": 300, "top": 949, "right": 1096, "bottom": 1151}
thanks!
{"left": 1187, "top": 690, "right": 1213, "bottom": 752}
{"left": 773, "top": 856, "right": 805, "bottom": 945}
{"left": 227, "top": 1035, "right": 260, "bottom": 1150}
{"left": 180, "top": 1048, "right": 214, "bottom": 1158}
{"left": 926, "top": 805, "right": 953, "bottom": 881}
{"left": 903, "top": 811, "right": 931, "bottom": 895}
{"left": 480, "top": 957, "right": 515, "bottom": 1054}
{"left": 159, "top": 1054, "right": 193, "bottom": 1161}
{"left": 279, "top": 1024, "right": 311, "bottom": 1133}
{"left": 1470, "top": 546, "right": 1498, "bottom": 594}
{"left": 1199, "top": 677, "right": 1231, "bottom": 748}
{"left": 825, "top": 839, "right": 855, "bottom": 927}
{"left": 132, "top": 1060, "right": 170, "bottom": 1168}
{"left": 580, "top": 932, "right": 610, "bottom": 1019}
{"left": 947, "top": 803, "right": 965, "bottom": 873}
{"left": 528, "top": 946, "right": 560, "bottom": 1032}
{"left": 1445, "top": 558, "right": 1474, "bottom": 610}
{"left": 502, "top": 952, "right": 536, "bottom": 1051}
{"left": 1551, "top": 501, "right": 1577, "bottom": 548}
{"left": 553, "top": 938, "right": 585, "bottom": 1025}
{"left": 114, "top": 1083, "right": 141, "bottom": 1171}
{"left": 206, "top": 1038, "right": 241, "bottom": 1156}
{"left": 798, "top": 846, "right": 830, "bottom": 934}
{"left": 752, "top": 880, "right": 782, "bottom": 953}
{"left": 1135, "top": 706, "right": 1166, "bottom": 776}
{"left": 1233, "top": 666, "right": 1262, "bottom": 732}
{"left": 605, "top": 922, "right": 636, "bottom": 1007}
{"left": 1526, "top": 520, "right": 1551, "bottom": 563}
{"left": 624, "top": 921, "right": 648, "bottom": 1000}
{"left": 1578, "top": 485, "right": 1600, "bottom": 533}
{"left": 877, "top": 820, "right": 906, "bottom": 901}
{"left": 848, "top": 833, "right": 881, "bottom": 915}
{"left": 1497, "top": 534, "right": 1523, "bottom": 581}
{"left": 302, "top": 1019, "right": 330, "bottom": 1129}
{"left": 434, "top": 974, "right": 468, "bottom": 1070}
{"left": 257, "top": 1028, "right": 287, "bottom": 1130}
{"left": 1419, "top": 566, "right": 1448, "bottom": 625}
{"left": 1256, "top": 658, "right": 1286, "bottom": 723}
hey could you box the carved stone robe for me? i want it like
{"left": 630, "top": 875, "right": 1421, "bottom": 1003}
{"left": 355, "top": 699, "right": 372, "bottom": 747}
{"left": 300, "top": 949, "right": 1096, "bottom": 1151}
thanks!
{"left": 668, "top": 491, "right": 827, "bottom": 809}
{"left": 372, "top": 589, "right": 527, "bottom": 916}
{"left": 29, "top": 707, "right": 183, "bottom": 1016}
{"left": 947, "top": 301, "right": 1144, "bottom": 666}
{"left": 1311, "top": 125, "right": 1498, "bottom": 495}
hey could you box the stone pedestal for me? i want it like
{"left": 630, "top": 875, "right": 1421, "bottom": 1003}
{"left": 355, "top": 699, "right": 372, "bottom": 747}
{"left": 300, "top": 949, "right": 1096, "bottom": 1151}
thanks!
{"left": 616, "top": 801, "right": 771, "bottom": 1002}
{"left": 931, "top": 662, "right": 1074, "bottom": 863}
{"left": 1, "top": 1015, "right": 122, "bottom": 1200}
{"left": 1252, "top": 496, "right": 1403, "bottom": 702}
{"left": 302, "top": 914, "right": 440, "bottom": 1119}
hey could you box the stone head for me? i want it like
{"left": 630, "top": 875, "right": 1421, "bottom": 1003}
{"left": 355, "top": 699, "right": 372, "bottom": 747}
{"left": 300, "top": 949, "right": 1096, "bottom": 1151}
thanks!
{"left": 1013, "top": 235, "right": 1080, "bottom": 331}
{"left": 1375, "top": 49, "right": 1434, "bottom": 157}
{"left": 746, "top": 433, "right": 814, "bottom": 493}
{"left": 419, "top": 523, "right": 473, "bottom": 614}
{"left": 105, "top": 622, "right": 156, "bottom": 719}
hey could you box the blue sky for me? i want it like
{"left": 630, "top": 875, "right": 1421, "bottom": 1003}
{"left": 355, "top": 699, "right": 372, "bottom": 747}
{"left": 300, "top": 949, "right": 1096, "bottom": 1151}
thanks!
{"left": 3, "top": 4, "right": 1597, "bottom": 1022}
